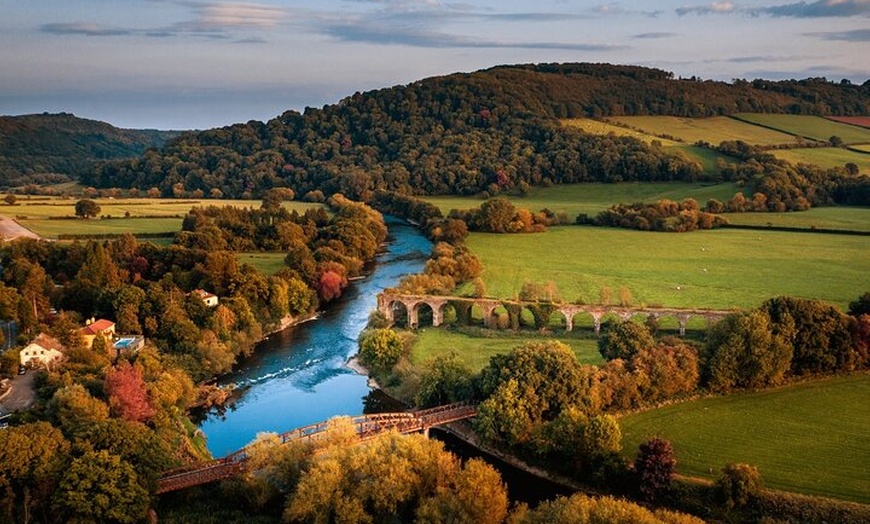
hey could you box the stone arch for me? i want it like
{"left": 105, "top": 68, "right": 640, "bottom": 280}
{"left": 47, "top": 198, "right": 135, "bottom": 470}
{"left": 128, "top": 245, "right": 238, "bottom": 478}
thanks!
{"left": 570, "top": 311, "right": 600, "bottom": 333}
{"left": 450, "top": 300, "right": 474, "bottom": 326}
{"left": 388, "top": 299, "right": 409, "bottom": 327}
{"left": 438, "top": 301, "right": 458, "bottom": 326}
{"left": 414, "top": 302, "right": 434, "bottom": 329}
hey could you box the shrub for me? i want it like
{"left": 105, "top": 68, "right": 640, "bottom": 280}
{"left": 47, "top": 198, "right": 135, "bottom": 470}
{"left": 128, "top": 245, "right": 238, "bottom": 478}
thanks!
{"left": 717, "top": 463, "right": 762, "bottom": 509}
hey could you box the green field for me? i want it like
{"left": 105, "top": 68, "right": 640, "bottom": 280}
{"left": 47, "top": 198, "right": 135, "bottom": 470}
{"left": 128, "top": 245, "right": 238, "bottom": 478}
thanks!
{"left": 410, "top": 328, "right": 603, "bottom": 372}
{"left": 771, "top": 147, "right": 870, "bottom": 173}
{"left": 607, "top": 116, "right": 802, "bottom": 146}
{"left": 721, "top": 206, "right": 870, "bottom": 232}
{"left": 462, "top": 226, "right": 869, "bottom": 310}
{"left": 424, "top": 182, "right": 741, "bottom": 218}
{"left": 619, "top": 374, "right": 870, "bottom": 503}
{"left": 734, "top": 114, "right": 870, "bottom": 145}
{"left": 851, "top": 144, "right": 870, "bottom": 153}
{"left": 562, "top": 119, "right": 682, "bottom": 146}
{"left": 238, "top": 252, "right": 289, "bottom": 275}
{"left": 4, "top": 197, "right": 323, "bottom": 239}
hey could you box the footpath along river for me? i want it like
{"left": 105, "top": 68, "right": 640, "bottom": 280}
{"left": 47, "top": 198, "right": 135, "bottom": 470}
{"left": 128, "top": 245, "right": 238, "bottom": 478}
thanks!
{"left": 198, "top": 216, "right": 572, "bottom": 506}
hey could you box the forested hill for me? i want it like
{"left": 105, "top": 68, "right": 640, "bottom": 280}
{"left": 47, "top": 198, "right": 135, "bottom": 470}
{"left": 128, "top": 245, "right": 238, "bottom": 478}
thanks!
{"left": 85, "top": 63, "right": 869, "bottom": 198}
{"left": 0, "top": 112, "right": 179, "bottom": 187}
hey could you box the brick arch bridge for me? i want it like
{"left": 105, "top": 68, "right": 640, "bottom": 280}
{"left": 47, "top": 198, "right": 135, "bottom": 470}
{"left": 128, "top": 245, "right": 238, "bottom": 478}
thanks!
{"left": 156, "top": 401, "right": 476, "bottom": 494}
{"left": 377, "top": 293, "right": 733, "bottom": 336}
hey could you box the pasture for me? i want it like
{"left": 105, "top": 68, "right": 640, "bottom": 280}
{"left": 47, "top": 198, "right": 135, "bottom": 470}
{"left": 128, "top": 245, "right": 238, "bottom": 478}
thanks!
{"left": 423, "top": 182, "right": 741, "bottom": 218}
{"left": 462, "top": 226, "right": 870, "bottom": 310}
{"left": 561, "top": 119, "right": 681, "bottom": 146}
{"left": 238, "top": 253, "right": 289, "bottom": 275}
{"left": 770, "top": 147, "right": 870, "bottom": 173}
{"left": 410, "top": 328, "right": 603, "bottom": 372}
{"left": 733, "top": 114, "right": 870, "bottom": 145}
{"left": 827, "top": 116, "right": 870, "bottom": 129}
{"left": 3, "top": 197, "right": 323, "bottom": 239}
{"left": 721, "top": 206, "right": 870, "bottom": 232}
{"left": 607, "top": 116, "right": 801, "bottom": 146}
{"left": 619, "top": 374, "right": 870, "bottom": 504}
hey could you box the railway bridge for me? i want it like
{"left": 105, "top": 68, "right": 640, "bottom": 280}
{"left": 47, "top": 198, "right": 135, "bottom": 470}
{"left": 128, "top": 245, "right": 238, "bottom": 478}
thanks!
{"left": 156, "top": 401, "right": 476, "bottom": 494}
{"left": 377, "top": 293, "right": 733, "bottom": 336}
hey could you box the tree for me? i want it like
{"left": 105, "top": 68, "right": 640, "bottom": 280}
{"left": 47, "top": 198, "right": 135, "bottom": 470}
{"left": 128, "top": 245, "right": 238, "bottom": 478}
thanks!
{"left": 54, "top": 450, "right": 149, "bottom": 524}
{"left": 634, "top": 437, "right": 676, "bottom": 501}
{"left": 316, "top": 270, "right": 346, "bottom": 302}
{"left": 105, "top": 360, "right": 155, "bottom": 423}
{"left": 848, "top": 291, "right": 870, "bottom": 317}
{"left": 598, "top": 320, "right": 654, "bottom": 361}
{"left": 716, "top": 463, "right": 763, "bottom": 509}
{"left": 358, "top": 328, "right": 404, "bottom": 373}
{"left": 475, "top": 197, "right": 516, "bottom": 233}
{"left": 511, "top": 493, "right": 704, "bottom": 524}
{"left": 415, "top": 352, "right": 474, "bottom": 407}
{"left": 74, "top": 198, "right": 101, "bottom": 218}
{"left": 3, "top": 194, "right": 15, "bottom": 206}
{"left": 416, "top": 458, "right": 508, "bottom": 524}
{"left": 48, "top": 383, "right": 110, "bottom": 437}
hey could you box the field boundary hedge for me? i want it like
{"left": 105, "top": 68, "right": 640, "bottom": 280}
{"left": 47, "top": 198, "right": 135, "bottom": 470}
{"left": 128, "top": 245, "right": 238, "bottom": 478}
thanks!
{"left": 720, "top": 223, "right": 870, "bottom": 236}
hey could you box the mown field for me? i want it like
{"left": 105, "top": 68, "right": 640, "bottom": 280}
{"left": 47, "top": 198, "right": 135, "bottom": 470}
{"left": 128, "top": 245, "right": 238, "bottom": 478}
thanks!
{"left": 607, "top": 116, "right": 802, "bottom": 146}
{"left": 770, "top": 147, "right": 870, "bottom": 173}
{"left": 238, "top": 252, "right": 289, "bottom": 275}
{"left": 733, "top": 114, "right": 870, "bottom": 145}
{"left": 561, "top": 119, "right": 681, "bottom": 146}
{"left": 462, "top": 226, "right": 870, "bottom": 310}
{"left": 5, "top": 197, "right": 322, "bottom": 239}
{"left": 619, "top": 374, "right": 870, "bottom": 504}
{"left": 721, "top": 206, "right": 870, "bottom": 232}
{"left": 409, "top": 328, "right": 603, "bottom": 372}
{"left": 424, "top": 182, "right": 741, "bottom": 218}
{"left": 827, "top": 116, "right": 870, "bottom": 129}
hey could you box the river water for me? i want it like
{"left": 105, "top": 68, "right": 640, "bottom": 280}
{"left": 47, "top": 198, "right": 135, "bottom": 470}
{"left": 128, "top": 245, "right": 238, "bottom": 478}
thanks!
{"left": 199, "top": 217, "right": 432, "bottom": 457}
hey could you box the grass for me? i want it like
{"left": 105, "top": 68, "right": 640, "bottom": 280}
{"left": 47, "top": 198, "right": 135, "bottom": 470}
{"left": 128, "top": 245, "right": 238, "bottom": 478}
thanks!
{"left": 423, "top": 182, "right": 742, "bottom": 218}
{"left": 721, "top": 206, "right": 870, "bottom": 232}
{"left": 238, "top": 252, "right": 288, "bottom": 275}
{"left": 462, "top": 226, "right": 870, "bottom": 310}
{"left": 770, "top": 147, "right": 870, "bottom": 173}
{"left": 619, "top": 374, "right": 870, "bottom": 503}
{"left": 561, "top": 119, "right": 682, "bottom": 146}
{"left": 409, "top": 328, "right": 603, "bottom": 372}
{"left": 607, "top": 116, "right": 802, "bottom": 146}
{"left": 849, "top": 144, "right": 870, "bottom": 153}
{"left": 734, "top": 114, "right": 870, "bottom": 145}
{"left": 3, "top": 197, "right": 323, "bottom": 239}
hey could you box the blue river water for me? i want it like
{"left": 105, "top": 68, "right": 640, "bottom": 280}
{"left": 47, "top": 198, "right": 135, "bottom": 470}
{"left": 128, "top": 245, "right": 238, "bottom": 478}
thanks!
{"left": 199, "top": 217, "right": 432, "bottom": 457}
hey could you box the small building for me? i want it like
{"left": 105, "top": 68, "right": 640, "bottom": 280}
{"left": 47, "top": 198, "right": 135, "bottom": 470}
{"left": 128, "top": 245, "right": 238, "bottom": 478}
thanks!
{"left": 113, "top": 335, "right": 145, "bottom": 354}
{"left": 191, "top": 289, "right": 219, "bottom": 307}
{"left": 80, "top": 318, "right": 116, "bottom": 349}
{"left": 20, "top": 333, "right": 65, "bottom": 369}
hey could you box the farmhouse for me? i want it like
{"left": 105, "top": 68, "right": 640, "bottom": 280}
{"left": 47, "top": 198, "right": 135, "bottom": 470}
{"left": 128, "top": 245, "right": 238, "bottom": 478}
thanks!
{"left": 80, "top": 318, "right": 116, "bottom": 349}
{"left": 20, "top": 333, "right": 65, "bottom": 369}
{"left": 191, "top": 289, "right": 219, "bottom": 307}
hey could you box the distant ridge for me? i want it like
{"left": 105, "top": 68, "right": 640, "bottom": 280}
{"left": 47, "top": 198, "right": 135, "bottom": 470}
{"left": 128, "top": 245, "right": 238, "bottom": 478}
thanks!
{"left": 0, "top": 112, "right": 181, "bottom": 187}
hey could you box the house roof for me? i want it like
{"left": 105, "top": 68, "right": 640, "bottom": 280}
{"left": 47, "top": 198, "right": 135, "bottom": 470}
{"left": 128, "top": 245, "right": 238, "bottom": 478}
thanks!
{"left": 193, "top": 289, "right": 217, "bottom": 299}
{"left": 81, "top": 319, "right": 115, "bottom": 335}
{"left": 29, "top": 333, "right": 65, "bottom": 352}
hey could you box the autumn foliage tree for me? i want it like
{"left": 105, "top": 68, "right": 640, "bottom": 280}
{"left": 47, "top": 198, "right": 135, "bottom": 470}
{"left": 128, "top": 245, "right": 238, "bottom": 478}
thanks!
{"left": 105, "top": 360, "right": 155, "bottom": 423}
{"left": 634, "top": 437, "right": 676, "bottom": 501}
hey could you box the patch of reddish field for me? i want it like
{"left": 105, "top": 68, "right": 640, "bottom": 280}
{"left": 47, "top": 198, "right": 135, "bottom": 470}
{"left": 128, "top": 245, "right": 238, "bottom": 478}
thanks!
{"left": 826, "top": 116, "right": 870, "bottom": 129}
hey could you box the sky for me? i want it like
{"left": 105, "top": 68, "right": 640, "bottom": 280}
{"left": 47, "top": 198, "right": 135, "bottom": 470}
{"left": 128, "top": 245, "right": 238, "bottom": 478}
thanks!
{"left": 1, "top": 0, "right": 868, "bottom": 130}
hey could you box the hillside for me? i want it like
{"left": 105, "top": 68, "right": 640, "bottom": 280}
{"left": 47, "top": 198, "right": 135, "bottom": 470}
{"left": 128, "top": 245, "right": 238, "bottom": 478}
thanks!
{"left": 0, "top": 112, "right": 180, "bottom": 187}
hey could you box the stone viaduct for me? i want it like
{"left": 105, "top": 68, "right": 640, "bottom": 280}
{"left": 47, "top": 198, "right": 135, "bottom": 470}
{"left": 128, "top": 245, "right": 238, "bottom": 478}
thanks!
{"left": 377, "top": 293, "right": 734, "bottom": 336}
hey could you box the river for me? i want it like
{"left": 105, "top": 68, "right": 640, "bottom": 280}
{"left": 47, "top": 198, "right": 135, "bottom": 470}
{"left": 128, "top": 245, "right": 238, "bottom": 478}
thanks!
{"left": 199, "top": 217, "right": 432, "bottom": 457}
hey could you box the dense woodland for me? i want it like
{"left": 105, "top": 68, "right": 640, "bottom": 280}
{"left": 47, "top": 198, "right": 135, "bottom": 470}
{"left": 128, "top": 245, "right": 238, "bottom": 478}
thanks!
{"left": 0, "top": 113, "right": 176, "bottom": 187}
{"left": 80, "top": 64, "right": 868, "bottom": 205}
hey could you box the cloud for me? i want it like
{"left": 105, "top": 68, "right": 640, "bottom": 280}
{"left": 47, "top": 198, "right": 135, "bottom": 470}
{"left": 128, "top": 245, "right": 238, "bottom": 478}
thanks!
{"left": 676, "top": 1, "right": 737, "bottom": 16}
{"left": 677, "top": 0, "right": 870, "bottom": 17}
{"left": 40, "top": 23, "right": 131, "bottom": 36}
{"left": 757, "top": 0, "right": 870, "bottom": 17}
{"left": 632, "top": 32, "right": 677, "bottom": 39}
{"left": 593, "top": 3, "right": 663, "bottom": 17}
{"left": 193, "top": 2, "right": 286, "bottom": 29}
{"left": 806, "top": 28, "right": 870, "bottom": 40}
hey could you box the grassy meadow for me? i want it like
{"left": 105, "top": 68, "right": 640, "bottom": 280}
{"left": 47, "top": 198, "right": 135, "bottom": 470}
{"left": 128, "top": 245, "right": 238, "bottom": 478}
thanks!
{"left": 238, "top": 252, "right": 290, "bottom": 275}
{"left": 561, "top": 119, "right": 681, "bottom": 146}
{"left": 462, "top": 225, "right": 869, "bottom": 310}
{"left": 410, "top": 328, "right": 603, "bottom": 372}
{"left": 424, "top": 182, "right": 741, "bottom": 218}
{"left": 3, "top": 197, "right": 323, "bottom": 239}
{"left": 607, "top": 116, "right": 801, "bottom": 146}
{"left": 619, "top": 374, "right": 870, "bottom": 503}
{"left": 733, "top": 114, "right": 870, "bottom": 145}
{"left": 770, "top": 147, "right": 870, "bottom": 173}
{"left": 721, "top": 206, "right": 870, "bottom": 232}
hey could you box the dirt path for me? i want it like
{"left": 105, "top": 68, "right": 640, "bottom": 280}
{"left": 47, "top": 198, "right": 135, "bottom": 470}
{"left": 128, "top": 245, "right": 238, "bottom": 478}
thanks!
{"left": 0, "top": 215, "right": 39, "bottom": 241}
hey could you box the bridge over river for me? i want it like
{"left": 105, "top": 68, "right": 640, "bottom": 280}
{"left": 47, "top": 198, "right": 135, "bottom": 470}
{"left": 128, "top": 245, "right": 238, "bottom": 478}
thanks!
{"left": 157, "top": 402, "right": 476, "bottom": 494}
{"left": 378, "top": 293, "right": 733, "bottom": 336}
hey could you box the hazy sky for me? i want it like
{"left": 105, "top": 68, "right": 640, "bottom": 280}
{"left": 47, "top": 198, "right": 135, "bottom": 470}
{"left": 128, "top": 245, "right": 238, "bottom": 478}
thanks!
{"left": 1, "top": 0, "right": 867, "bottom": 129}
